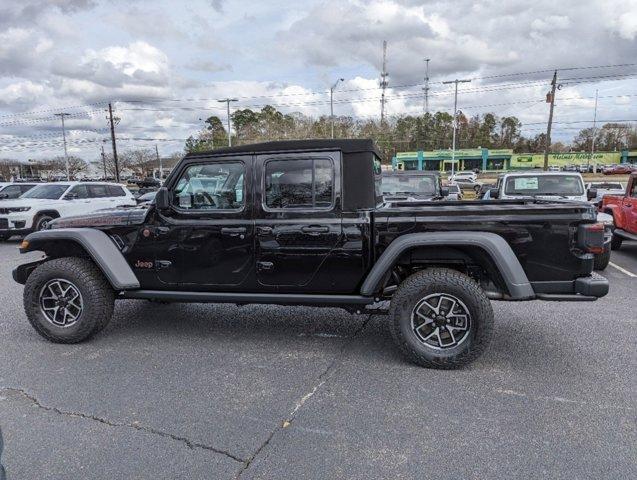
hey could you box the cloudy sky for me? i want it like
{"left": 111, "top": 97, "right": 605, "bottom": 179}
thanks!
{"left": 0, "top": 0, "right": 636, "bottom": 162}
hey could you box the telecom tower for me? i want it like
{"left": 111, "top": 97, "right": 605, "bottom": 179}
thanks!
{"left": 380, "top": 40, "right": 388, "bottom": 123}
{"left": 423, "top": 58, "right": 430, "bottom": 114}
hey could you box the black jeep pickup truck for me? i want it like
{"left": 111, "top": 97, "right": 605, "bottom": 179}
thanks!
{"left": 13, "top": 140, "right": 609, "bottom": 369}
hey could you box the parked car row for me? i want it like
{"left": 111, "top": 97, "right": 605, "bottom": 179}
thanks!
{"left": 0, "top": 181, "right": 137, "bottom": 241}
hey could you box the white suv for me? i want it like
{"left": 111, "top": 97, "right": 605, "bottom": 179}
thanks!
{"left": 0, "top": 182, "right": 135, "bottom": 240}
{"left": 449, "top": 170, "right": 477, "bottom": 183}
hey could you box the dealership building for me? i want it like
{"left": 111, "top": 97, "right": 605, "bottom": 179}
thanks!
{"left": 391, "top": 148, "right": 637, "bottom": 171}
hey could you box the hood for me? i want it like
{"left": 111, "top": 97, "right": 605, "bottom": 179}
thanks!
{"left": 49, "top": 206, "right": 151, "bottom": 230}
{"left": 0, "top": 198, "right": 56, "bottom": 208}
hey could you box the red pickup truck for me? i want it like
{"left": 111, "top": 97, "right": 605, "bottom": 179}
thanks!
{"left": 601, "top": 173, "right": 637, "bottom": 250}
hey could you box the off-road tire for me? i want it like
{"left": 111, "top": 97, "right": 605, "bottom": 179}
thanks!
{"left": 24, "top": 257, "right": 114, "bottom": 343}
{"left": 593, "top": 249, "right": 611, "bottom": 270}
{"left": 389, "top": 268, "right": 494, "bottom": 369}
{"left": 610, "top": 233, "right": 623, "bottom": 251}
{"left": 34, "top": 214, "right": 55, "bottom": 231}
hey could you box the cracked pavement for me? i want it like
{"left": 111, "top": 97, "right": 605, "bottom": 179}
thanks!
{"left": 0, "top": 241, "right": 636, "bottom": 479}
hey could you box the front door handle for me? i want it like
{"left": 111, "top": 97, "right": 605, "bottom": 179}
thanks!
{"left": 257, "top": 226, "right": 273, "bottom": 236}
{"left": 257, "top": 261, "right": 274, "bottom": 271}
{"left": 301, "top": 225, "right": 330, "bottom": 235}
{"left": 221, "top": 227, "right": 246, "bottom": 237}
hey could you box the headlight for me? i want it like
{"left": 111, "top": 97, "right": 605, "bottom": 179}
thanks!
{"left": 8, "top": 207, "right": 31, "bottom": 212}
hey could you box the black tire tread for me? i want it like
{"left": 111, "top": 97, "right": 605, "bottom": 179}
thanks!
{"left": 389, "top": 268, "right": 494, "bottom": 369}
{"left": 24, "top": 257, "right": 114, "bottom": 343}
{"left": 593, "top": 249, "right": 611, "bottom": 270}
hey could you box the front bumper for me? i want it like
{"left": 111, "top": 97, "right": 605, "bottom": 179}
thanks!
{"left": 0, "top": 213, "right": 33, "bottom": 235}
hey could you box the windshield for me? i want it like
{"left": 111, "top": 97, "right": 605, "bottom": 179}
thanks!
{"left": 504, "top": 175, "right": 584, "bottom": 196}
{"left": 21, "top": 184, "right": 69, "bottom": 199}
{"left": 591, "top": 183, "right": 622, "bottom": 189}
{"left": 381, "top": 175, "right": 437, "bottom": 195}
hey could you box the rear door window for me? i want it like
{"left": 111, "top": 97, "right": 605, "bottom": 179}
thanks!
{"left": 88, "top": 185, "right": 110, "bottom": 198}
{"left": 264, "top": 158, "right": 334, "bottom": 210}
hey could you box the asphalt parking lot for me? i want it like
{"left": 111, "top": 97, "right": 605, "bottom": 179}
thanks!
{"left": 0, "top": 240, "right": 635, "bottom": 479}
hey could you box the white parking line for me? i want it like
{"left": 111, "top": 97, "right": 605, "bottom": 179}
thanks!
{"left": 609, "top": 262, "right": 637, "bottom": 278}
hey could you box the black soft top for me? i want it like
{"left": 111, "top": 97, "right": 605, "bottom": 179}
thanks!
{"left": 184, "top": 139, "right": 381, "bottom": 158}
{"left": 183, "top": 139, "right": 382, "bottom": 210}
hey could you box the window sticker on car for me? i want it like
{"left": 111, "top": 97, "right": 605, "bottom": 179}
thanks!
{"left": 514, "top": 177, "right": 538, "bottom": 190}
{"left": 179, "top": 194, "right": 192, "bottom": 208}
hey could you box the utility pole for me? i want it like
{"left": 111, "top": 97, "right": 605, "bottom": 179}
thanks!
{"left": 330, "top": 78, "right": 344, "bottom": 139}
{"left": 422, "top": 58, "right": 430, "bottom": 114}
{"left": 155, "top": 144, "right": 163, "bottom": 183}
{"left": 107, "top": 103, "right": 120, "bottom": 182}
{"left": 100, "top": 143, "right": 107, "bottom": 180}
{"left": 543, "top": 70, "right": 558, "bottom": 171}
{"left": 442, "top": 78, "right": 471, "bottom": 178}
{"left": 218, "top": 98, "right": 238, "bottom": 146}
{"left": 380, "top": 40, "right": 389, "bottom": 124}
{"left": 590, "top": 89, "right": 598, "bottom": 172}
{"left": 54, "top": 113, "right": 71, "bottom": 180}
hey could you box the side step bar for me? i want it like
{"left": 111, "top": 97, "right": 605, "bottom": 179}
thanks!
{"left": 120, "top": 290, "right": 375, "bottom": 306}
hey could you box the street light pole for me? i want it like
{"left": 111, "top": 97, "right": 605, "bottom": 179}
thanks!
{"left": 590, "top": 89, "right": 598, "bottom": 172}
{"left": 442, "top": 78, "right": 471, "bottom": 178}
{"left": 54, "top": 113, "right": 71, "bottom": 180}
{"left": 330, "top": 78, "right": 344, "bottom": 139}
{"left": 218, "top": 98, "right": 238, "bottom": 147}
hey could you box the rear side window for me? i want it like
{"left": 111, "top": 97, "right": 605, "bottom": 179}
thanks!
{"left": 264, "top": 158, "right": 334, "bottom": 210}
{"left": 88, "top": 185, "right": 109, "bottom": 198}
{"left": 107, "top": 185, "right": 126, "bottom": 197}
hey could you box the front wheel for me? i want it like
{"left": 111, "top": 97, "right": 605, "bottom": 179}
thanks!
{"left": 389, "top": 268, "right": 494, "bottom": 369}
{"left": 34, "top": 214, "right": 55, "bottom": 231}
{"left": 23, "top": 257, "right": 114, "bottom": 343}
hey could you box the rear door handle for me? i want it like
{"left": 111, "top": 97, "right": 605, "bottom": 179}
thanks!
{"left": 301, "top": 225, "right": 330, "bottom": 235}
{"left": 221, "top": 227, "right": 246, "bottom": 237}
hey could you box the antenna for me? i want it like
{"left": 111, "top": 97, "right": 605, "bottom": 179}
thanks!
{"left": 380, "top": 40, "right": 388, "bottom": 123}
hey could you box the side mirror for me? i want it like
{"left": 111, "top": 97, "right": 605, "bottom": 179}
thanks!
{"left": 587, "top": 188, "right": 597, "bottom": 201}
{"left": 64, "top": 192, "right": 78, "bottom": 200}
{"left": 440, "top": 187, "right": 449, "bottom": 197}
{"left": 155, "top": 187, "right": 170, "bottom": 210}
{"left": 489, "top": 188, "right": 500, "bottom": 199}
{"left": 0, "top": 193, "right": 8, "bottom": 199}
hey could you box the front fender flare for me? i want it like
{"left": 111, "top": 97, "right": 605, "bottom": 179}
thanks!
{"left": 19, "top": 228, "right": 140, "bottom": 290}
{"left": 360, "top": 231, "right": 535, "bottom": 299}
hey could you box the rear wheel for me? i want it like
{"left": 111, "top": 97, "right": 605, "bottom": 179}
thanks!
{"left": 610, "top": 233, "right": 623, "bottom": 251}
{"left": 389, "top": 268, "right": 494, "bottom": 369}
{"left": 593, "top": 249, "right": 611, "bottom": 270}
{"left": 24, "top": 257, "right": 114, "bottom": 343}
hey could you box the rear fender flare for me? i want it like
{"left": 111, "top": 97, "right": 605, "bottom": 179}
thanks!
{"left": 19, "top": 228, "right": 140, "bottom": 290}
{"left": 360, "top": 231, "right": 535, "bottom": 299}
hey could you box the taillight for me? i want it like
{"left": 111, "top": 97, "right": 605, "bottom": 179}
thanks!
{"left": 577, "top": 222, "right": 605, "bottom": 254}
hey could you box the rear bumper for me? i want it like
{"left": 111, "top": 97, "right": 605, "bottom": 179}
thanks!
{"left": 614, "top": 228, "right": 637, "bottom": 241}
{"left": 533, "top": 273, "right": 609, "bottom": 301}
